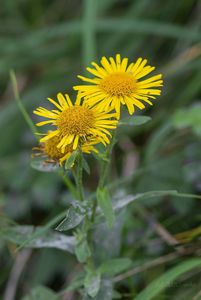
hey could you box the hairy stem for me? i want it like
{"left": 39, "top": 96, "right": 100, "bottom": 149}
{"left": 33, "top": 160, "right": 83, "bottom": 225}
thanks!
{"left": 75, "top": 152, "right": 85, "bottom": 201}
{"left": 98, "top": 132, "right": 117, "bottom": 189}
{"left": 91, "top": 132, "right": 117, "bottom": 221}
{"left": 59, "top": 170, "right": 79, "bottom": 199}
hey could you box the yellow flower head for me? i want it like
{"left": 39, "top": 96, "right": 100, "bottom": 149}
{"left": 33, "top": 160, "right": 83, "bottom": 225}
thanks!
{"left": 33, "top": 93, "right": 117, "bottom": 153}
{"left": 33, "top": 133, "right": 98, "bottom": 165}
{"left": 74, "top": 54, "right": 163, "bottom": 118}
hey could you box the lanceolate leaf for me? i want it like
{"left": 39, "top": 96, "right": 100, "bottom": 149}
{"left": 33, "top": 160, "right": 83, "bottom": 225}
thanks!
{"left": 65, "top": 150, "right": 79, "bottom": 170}
{"left": 93, "top": 279, "right": 113, "bottom": 300}
{"left": 119, "top": 115, "right": 151, "bottom": 126}
{"left": 75, "top": 239, "right": 91, "bottom": 263}
{"left": 97, "top": 187, "right": 115, "bottom": 228}
{"left": 134, "top": 258, "right": 201, "bottom": 300}
{"left": 84, "top": 270, "right": 101, "bottom": 298}
{"left": 112, "top": 190, "right": 201, "bottom": 212}
{"left": 56, "top": 201, "right": 86, "bottom": 231}
{"left": 83, "top": 279, "right": 113, "bottom": 300}
{"left": 93, "top": 190, "right": 201, "bottom": 228}
{"left": 55, "top": 209, "right": 84, "bottom": 231}
{"left": 93, "top": 210, "right": 125, "bottom": 262}
{"left": 12, "top": 211, "right": 67, "bottom": 251}
{"left": 75, "top": 230, "right": 91, "bottom": 263}
{"left": 99, "top": 258, "right": 132, "bottom": 277}
{"left": 1, "top": 226, "right": 75, "bottom": 253}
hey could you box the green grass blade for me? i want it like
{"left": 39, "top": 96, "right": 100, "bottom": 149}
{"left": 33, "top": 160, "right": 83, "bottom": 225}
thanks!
{"left": 134, "top": 258, "right": 201, "bottom": 300}
{"left": 9, "top": 70, "right": 38, "bottom": 139}
{"left": 97, "top": 19, "right": 201, "bottom": 41}
{"left": 82, "top": 0, "right": 97, "bottom": 67}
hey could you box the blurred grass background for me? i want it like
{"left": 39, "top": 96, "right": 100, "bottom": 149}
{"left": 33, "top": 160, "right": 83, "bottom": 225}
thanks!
{"left": 0, "top": 0, "right": 201, "bottom": 299}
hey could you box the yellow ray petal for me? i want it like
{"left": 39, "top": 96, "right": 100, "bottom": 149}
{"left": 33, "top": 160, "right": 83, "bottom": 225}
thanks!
{"left": 47, "top": 97, "right": 62, "bottom": 110}
{"left": 121, "top": 57, "right": 128, "bottom": 72}
{"left": 36, "top": 120, "right": 55, "bottom": 126}
{"left": 73, "top": 135, "right": 79, "bottom": 150}
{"left": 57, "top": 93, "right": 69, "bottom": 108}
{"left": 77, "top": 75, "right": 100, "bottom": 84}
{"left": 40, "top": 130, "right": 59, "bottom": 142}
{"left": 109, "top": 57, "right": 118, "bottom": 72}
{"left": 138, "top": 74, "right": 162, "bottom": 85}
{"left": 101, "top": 56, "right": 113, "bottom": 73}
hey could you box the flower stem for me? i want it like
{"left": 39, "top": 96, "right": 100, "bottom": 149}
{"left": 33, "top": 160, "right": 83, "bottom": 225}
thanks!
{"left": 98, "top": 132, "right": 117, "bottom": 189}
{"left": 91, "top": 131, "right": 117, "bottom": 221}
{"left": 75, "top": 151, "right": 85, "bottom": 201}
{"left": 59, "top": 170, "right": 79, "bottom": 199}
{"left": 91, "top": 199, "right": 97, "bottom": 223}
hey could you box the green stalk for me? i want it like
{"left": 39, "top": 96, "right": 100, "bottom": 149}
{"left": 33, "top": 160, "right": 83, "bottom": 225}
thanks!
{"left": 74, "top": 152, "right": 85, "bottom": 201}
{"left": 80, "top": 2, "right": 97, "bottom": 262}
{"left": 91, "top": 198, "right": 97, "bottom": 223}
{"left": 9, "top": 70, "right": 38, "bottom": 140}
{"left": 98, "top": 133, "right": 117, "bottom": 189}
{"left": 59, "top": 170, "right": 79, "bottom": 199}
{"left": 91, "top": 132, "right": 117, "bottom": 221}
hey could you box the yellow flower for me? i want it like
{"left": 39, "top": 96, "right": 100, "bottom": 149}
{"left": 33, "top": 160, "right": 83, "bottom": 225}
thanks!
{"left": 74, "top": 54, "right": 163, "bottom": 118}
{"left": 33, "top": 93, "right": 117, "bottom": 152}
{"left": 33, "top": 133, "right": 98, "bottom": 165}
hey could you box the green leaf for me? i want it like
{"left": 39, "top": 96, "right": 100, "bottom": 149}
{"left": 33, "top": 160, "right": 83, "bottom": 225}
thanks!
{"left": 92, "top": 210, "right": 125, "bottom": 263}
{"left": 97, "top": 187, "right": 115, "bottom": 228}
{"left": 119, "top": 115, "right": 151, "bottom": 126}
{"left": 65, "top": 150, "right": 79, "bottom": 170}
{"left": 94, "top": 279, "right": 113, "bottom": 300}
{"left": 31, "top": 157, "right": 60, "bottom": 173}
{"left": 134, "top": 258, "right": 201, "bottom": 300}
{"left": 172, "top": 104, "right": 201, "bottom": 136}
{"left": 75, "top": 230, "right": 91, "bottom": 263}
{"left": 99, "top": 258, "right": 132, "bottom": 277}
{"left": 14, "top": 211, "right": 67, "bottom": 251}
{"left": 112, "top": 190, "right": 201, "bottom": 212}
{"left": 83, "top": 279, "right": 113, "bottom": 300}
{"left": 1, "top": 225, "right": 75, "bottom": 253}
{"left": 22, "top": 286, "right": 60, "bottom": 300}
{"left": 56, "top": 201, "right": 86, "bottom": 231}
{"left": 84, "top": 270, "right": 101, "bottom": 298}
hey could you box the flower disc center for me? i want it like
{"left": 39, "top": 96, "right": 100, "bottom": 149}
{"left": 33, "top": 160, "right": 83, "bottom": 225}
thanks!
{"left": 43, "top": 135, "right": 67, "bottom": 159}
{"left": 56, "top": 106, "right": 95, "bottom": 136}
{"left": 100, "top": 72, "right": 136, "bottom": 97}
